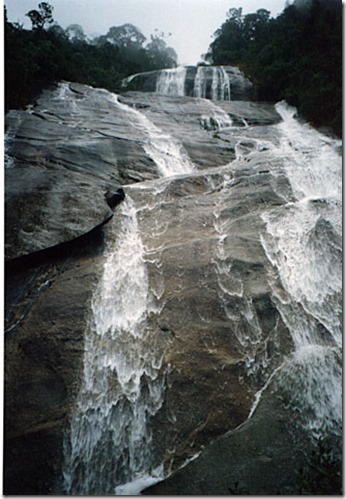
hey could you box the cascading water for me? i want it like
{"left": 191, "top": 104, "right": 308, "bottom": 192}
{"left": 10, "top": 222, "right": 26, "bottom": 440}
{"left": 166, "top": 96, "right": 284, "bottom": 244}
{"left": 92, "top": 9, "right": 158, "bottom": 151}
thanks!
{"left": 212, "top": 67, "right": 231, "bottom": 101}
{"left": 194, "top": 66, "right": 231, "bottom": 101}
{"left": 59, "top": 77, "right": 341, "bottom": 494}
{"left": 63, "top": 198, "right": 168, "bottom": 494}
{"left": 156, "top": 66, "right": 187, "bottom": 97}
{"left": 199, "top": 100, "right": 233, "bottom": 131}
{"left": 62, "top": 93, "right": 195, "bottom": 494}
{"left": 112, "top": 94, "right": 194, "bottom": 177}
{"left": 259, "top": 102, "right": 342, "bottom": 437}
{"left": 154, "top": 66, "right": 231, "bottom": 101}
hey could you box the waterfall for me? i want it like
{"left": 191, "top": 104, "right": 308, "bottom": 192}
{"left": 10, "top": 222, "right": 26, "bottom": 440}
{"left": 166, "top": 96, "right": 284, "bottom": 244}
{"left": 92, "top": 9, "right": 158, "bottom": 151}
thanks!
{"left": 193, "top": 66, "right": 208, "bottom": 99}
{"left": 112, "top": 94, "right": 194, "bottom": 177}
{"left": 59, "top": 86, "right": 341, "bottom": 494}
{"left": 63, "top": 94, "right": 196, "bottom": 494}
{"left": 259, "top": 102, "right": 342, "bottom": 437}
{"left": 194, "top": 66, "right": 231, "bottom": 101}
{"left": 211, "top": 67, "right": 231, "bottom": 101}
{"left": 154, "top": 66, "right": 231, "bottom": 101}
{"left": 63, "top": 198, "right": 168, "bottom": 494}
{"left": 156, "top": 66, "right": 187, "bottom": 96}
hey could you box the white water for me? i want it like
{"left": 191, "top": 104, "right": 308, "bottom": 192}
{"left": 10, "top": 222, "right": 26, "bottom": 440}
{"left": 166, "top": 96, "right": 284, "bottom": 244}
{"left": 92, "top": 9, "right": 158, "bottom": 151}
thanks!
{"left": 212, "top": 67, "right": 231, "bottom": 101}
{"left": 112, "top": 94, "right": 194, "bottom": 177}
{"left": 199, "top": 99, "right": 233, "bottom": 131}
{"left": 61, "top": 88, "right": 341, "bottom": 493}
{"left": 194, "top": 66, "right": 231, "bottom": 101}
{"left": 156, "top": 66, "right": 187, "bottom": 96}
{"left": 63, "top": 198, "right": 168, "bottom": 494}
{"left": 259, "top": 102, "right": 342, "bottom": 436}
{"left": 155, "top": 66, "right": 231, "bottom": 101}
{"left": 63, "top": 94, "right": 195, "bottom": 494}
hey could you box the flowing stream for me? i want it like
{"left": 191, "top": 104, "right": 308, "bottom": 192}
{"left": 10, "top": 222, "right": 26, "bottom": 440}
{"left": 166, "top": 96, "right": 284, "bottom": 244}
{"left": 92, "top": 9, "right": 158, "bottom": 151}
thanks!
{"left": 259, "top": 102, "right": 342, "bottom": 436}
{"left": 61, "top": 78, "right": 341, "bottom": 493}
{"left": 194, "top": 66, "right": 231, "bottom": 100}
{"left": 62, "top": 93, "right": 195, "bottom": 495}
{"left": 155, "top": 65, "right": 231, "bottom": 100}
{"left": 156, "top": 66, "right": 187, "bottom": 97}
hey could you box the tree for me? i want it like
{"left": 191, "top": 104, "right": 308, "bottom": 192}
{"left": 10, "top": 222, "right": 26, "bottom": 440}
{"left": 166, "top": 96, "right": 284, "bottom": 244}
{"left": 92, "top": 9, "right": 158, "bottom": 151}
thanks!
{"left": 97, "top": 24, "right": 146, "bottom": 49}
{"left": 26, "top": 2, "right": 54, "bottom": 30}
{"left": 65, "top": 24, "right": 87, "bottom": 43}
{"left": 146, "top": 33, "right": 177, "bottom": 69}
{"left": 205, "top": 8, "right": 245, "bottom": 64}
{"left": 48, "top": 23, "right": 68, "bottom": 41}
{"left": 5, "top": 11, "right": 181, "bottom": 112}
{"left": 204, "top": 1, "right": 342, "bottom": 136}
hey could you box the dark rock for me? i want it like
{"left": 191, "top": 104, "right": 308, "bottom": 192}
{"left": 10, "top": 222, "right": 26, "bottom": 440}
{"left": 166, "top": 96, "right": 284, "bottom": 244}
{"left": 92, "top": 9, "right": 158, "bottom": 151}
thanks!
{"left": 4, "top": 427, "right": 65, "bottom": 495}
{"left": 120, "top": 65, "right": 254, "bottom": 101}
{"left": 5, "top": 84, "right": 280, "bottom": 261}
{"left": 120, "top": 69, "right": 159, "bottom": 93}
{"left": 5, "top": 78, "right": 336, "bottom": 496}
{"left": 5, "top": 82, "right": 160, "bottom": 260}
{"left": 105, "top": 187, "right": 125, "bottom": 209}
{"left": 125, "top": 161, "right": 293, "bottom": 474}
{"left": 4, "top": 236, "right": 105, "bottom": 494}
{"left": 144, "top": 387, "right": 314, "bottom": 495}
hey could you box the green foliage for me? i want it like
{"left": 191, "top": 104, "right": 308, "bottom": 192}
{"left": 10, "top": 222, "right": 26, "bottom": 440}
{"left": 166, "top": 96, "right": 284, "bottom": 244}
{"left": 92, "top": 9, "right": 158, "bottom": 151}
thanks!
{"left": 26, "top": 2, "right": 54, "bottom": 30}
{"left": 5, "top": 3, "right": 178, "bottom": 112}
{"left": 206, "top": 0, "right": 342, "bottom": 136}
{"left": 145, "top": 34, "right": 178, "bottom": 70}
{"left": 95, "top": 23, "right": 146, "bottom": 49}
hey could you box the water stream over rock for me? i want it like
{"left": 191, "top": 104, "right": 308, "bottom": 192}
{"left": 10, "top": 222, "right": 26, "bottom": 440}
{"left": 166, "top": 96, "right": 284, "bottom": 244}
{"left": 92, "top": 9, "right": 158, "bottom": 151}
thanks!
{"left": 4, "top": 67, "right": 342, "bottom": 495}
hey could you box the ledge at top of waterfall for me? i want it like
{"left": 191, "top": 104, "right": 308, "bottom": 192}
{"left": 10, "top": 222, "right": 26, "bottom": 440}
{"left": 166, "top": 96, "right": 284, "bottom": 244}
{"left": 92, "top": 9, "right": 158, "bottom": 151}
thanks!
{"left": 120, "top": 65, "right": 254, "bottom": 101}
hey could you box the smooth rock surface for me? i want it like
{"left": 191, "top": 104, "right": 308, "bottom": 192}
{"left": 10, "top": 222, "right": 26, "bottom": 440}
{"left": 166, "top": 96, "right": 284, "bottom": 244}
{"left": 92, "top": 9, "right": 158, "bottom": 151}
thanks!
{"left": 5, "top": 82, "right": 158, "bottom": 260}
{"left": 124, "top": 157, "right": 294, "bottom": 473}
{"left": 5, "top": 84, "right": 286, "bottom": 493}
{"left": 144, "top": 387, "right": 313, "bottom": 495}
{"left": 5, "top": 83, "right": 280, "bottom": 260}
{"left": 5, "top": 79, "right": 341, "bottom": 495}
{"left": 5, "top": 233, "right": 105, "bottom": 494}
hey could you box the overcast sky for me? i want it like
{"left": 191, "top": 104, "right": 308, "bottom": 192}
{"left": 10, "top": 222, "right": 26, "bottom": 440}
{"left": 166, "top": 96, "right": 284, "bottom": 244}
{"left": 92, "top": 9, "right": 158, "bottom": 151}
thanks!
{"left": 5, "top": 0, "right": 287, "bottom": 64}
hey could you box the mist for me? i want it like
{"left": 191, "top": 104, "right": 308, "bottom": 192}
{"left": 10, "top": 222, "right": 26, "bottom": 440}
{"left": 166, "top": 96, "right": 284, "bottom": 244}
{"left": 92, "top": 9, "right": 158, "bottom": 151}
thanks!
{"left": 5, "top": 0, "right": 286, "bottom": 64}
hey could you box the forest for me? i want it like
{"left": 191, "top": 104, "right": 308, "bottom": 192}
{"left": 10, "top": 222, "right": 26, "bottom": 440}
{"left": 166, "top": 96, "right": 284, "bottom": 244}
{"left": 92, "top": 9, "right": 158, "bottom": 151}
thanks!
{"left": 204, "top": 0, "right": 341, "bottom": 136}
{"left": 5, "top": 0, "right": 342, "bottom": 136}
{"left": 4, "top": 2, "right": 178, "bottom": 111}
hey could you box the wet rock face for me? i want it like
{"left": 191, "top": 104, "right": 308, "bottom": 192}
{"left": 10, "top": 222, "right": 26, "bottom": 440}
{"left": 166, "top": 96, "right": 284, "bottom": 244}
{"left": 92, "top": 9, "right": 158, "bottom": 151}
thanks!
{"left": 5, "top": 82, "right": 158, "bottom": 260}
{"left": 5, "top": 238, "right": 105, "bottom": 494}
{"left": 5, "top": 83, "right": 280, "bottom": 261}
{"left": 127, "top": 161, "right": 294, "bottom": 473}
{"left": 144, "top": 389, "right": 314, "bottom": 496}
{"left": 121, "top": 65, "right": 254, "bottom": 101}
{"left": 5, "top": 80, "right": 300, "bottom": 494}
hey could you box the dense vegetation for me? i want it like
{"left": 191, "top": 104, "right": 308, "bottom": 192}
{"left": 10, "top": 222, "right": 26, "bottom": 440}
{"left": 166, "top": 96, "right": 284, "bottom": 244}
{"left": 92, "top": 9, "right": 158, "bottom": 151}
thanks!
{"left": 204, "top": 0, "right": 342, "bottom": 136}
{"left": 5, "top": 1, "right": 342, "bottom": 135}
{"left": 5, "top": 2, "right": 177, "bottom": 111}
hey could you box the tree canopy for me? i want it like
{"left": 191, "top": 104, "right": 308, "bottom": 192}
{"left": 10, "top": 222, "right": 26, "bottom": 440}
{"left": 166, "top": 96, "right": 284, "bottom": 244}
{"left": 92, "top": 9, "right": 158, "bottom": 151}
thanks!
{"left": 5, "top": 3, "right": 178, "bottom": 112}
{"left": 26, "top": 2, "right": 54, "bottom": 30}
{"left": 205, "top": 0, "right": 342, "bottom": 136}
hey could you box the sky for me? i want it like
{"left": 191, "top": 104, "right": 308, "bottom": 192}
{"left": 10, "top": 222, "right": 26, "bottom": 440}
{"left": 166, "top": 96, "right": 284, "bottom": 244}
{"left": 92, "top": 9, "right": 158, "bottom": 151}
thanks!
{"left": 5, "top": 0, "right": 287, "bottom": 65}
